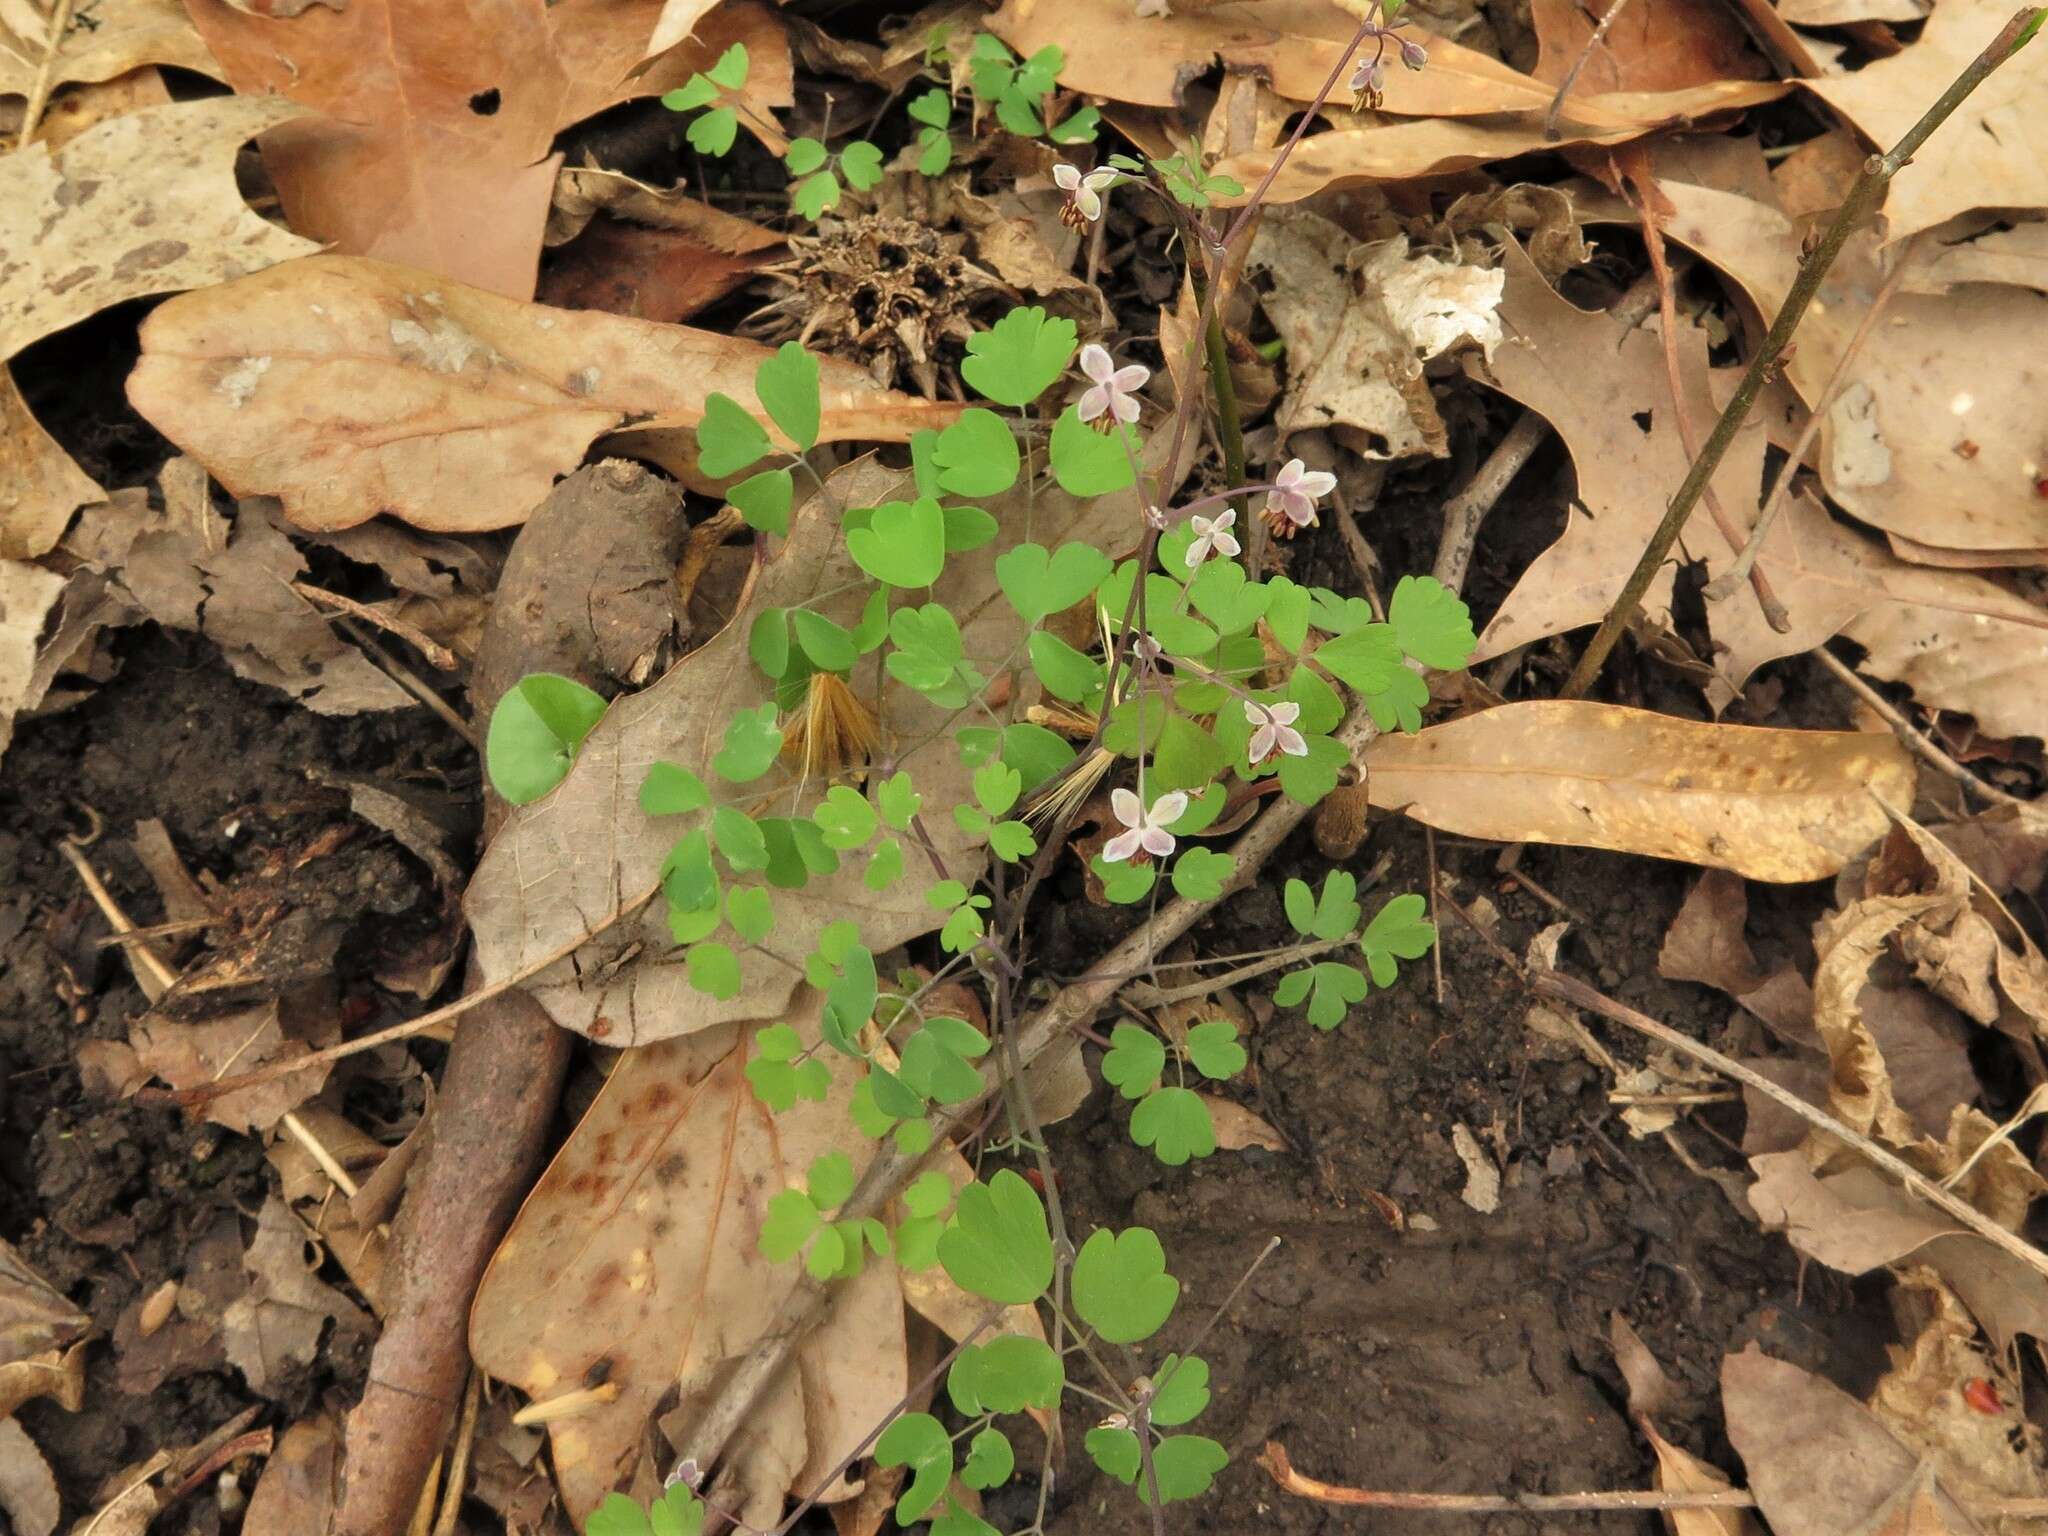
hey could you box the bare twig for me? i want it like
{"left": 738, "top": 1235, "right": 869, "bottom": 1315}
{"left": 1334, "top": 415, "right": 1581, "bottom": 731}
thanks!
{"left": 293, "top": 582, "right": 460, "bottom": 672}
{"left": 1560, "top": 5, "right": 2047, "bottom": 699}
{"left": 336, "top": 618, "right": 477, "bottom": 745}
{"left": 1813, "top": 647, "right": 2025, "bottom": 807}
{"left": 18, "top": 0, "right": 78, "bottom": 145}
{"left": 1430, "top": 411, "right": 1549, "bottom": 595}
{"left": 1541, "top": 0, "right": 1635, "bottom": 139}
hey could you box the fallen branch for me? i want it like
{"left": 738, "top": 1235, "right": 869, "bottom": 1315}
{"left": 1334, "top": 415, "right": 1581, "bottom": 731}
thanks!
{"left": 1814, "top": 646, "right": 2024, "bottom": 808}
{"left": 1560, "top": 4, "right": 2047, "bottom": 699}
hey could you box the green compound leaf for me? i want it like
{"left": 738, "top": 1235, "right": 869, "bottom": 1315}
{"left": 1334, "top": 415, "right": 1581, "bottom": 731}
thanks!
{"left": 1276, "top": 733, "right": 1347, "bottom": 806}
{"left": 1150, "top": 1353, "right": 1211, "bottom": 1426}
{"left": 938, "top": 1169, "right": 1053, "bottom": 1305}
{"left": 695, "top": 392, "right": 771, "bottom": 479}
{"left": 792, "top": 168, "right": 841, "bottom": 220}
{"left": 1143, "top": 1436, "right": 1230, "bottom": 1505}
{"left": 660, "top": 76, "right": 717, "bottom": 112}
{"left": 754, "top": 341, "right": 821, "bottom": 452}
{"left": 1085, "top": 1426, "right": 1141, "bottom": 1485}
{"left": 1284, "top": 871, "right": 1361, "bottom": 940}
{"left": 998, "top": 721, "right": 1076, "bottom": 792}
{"left": 1072, "top": 1226, "right": 1179, "bottom": 1343}
{"left": 712, "top": 703, "right": 783, "bottom": 783}
{"left": 898, "top": 1025, "right": 985, "bottom": 1105}
{"left": 804, "top": 1222, "right": 848, "bottom": 1281}
{"left": 943, "top": 503, "right": 998, "bottom": 552}
{"left": 1389, "top": 573, "right": 1476, "bottom": 670}
{"left": 758, "top": 816, "right": 838, "bottom": 888}
{"left": 756, "top": 1023, "right": 801, "bottom": 1062}
{"left": 932, "top": 408, "right": 1020, "bottom": 497}
{"left": 1184, "top": 1020, "right": 1247, "bottom": 1080}
{"left": 486, "top": 673, "right": 606, "bottom": 805}
{"left": 685, "top": 106, "right": 738, "bottom": 156}
{"left": 725, "top": 885, "right": 775, "bottom": 943}
{"left": 1361, "top": 892, "right": 1436, "bottom": 986}
{"left": 1027, "top": 630, "right": 1104, "bottom": 703}
{"left": 995, "top": 91, "right": 1042, "bottom": 136}
{"left": 973, "top": 760, "right": 1021, "bottom": 816}
{"left": 685, "top": 941, "right": 741, "bottom": 999}
{"left": 864, "top": 839, "right": 904, "bottom": 891}
{"left": 908, "top": 87, "right": 951, "bottom": 128}
{"left": 960, "top": 306, "right": 1077, "bottom": 407}
{"left": 748, "top": 608, "right": 789, "bottom": 678}
{"left": 1092, "top": 853, "right": 1156, "bottom": 904}
{"left": 1048, "top": 104, "right": 1101, "bottom": 142}
{"left": 917, "top": 127, "right": 953, "bottom": 177}
{"left": 1362, "top": 664, "right": 1430, "bottom": 734}
{"left": 874, "top": 1412, "right": 953, "bottom": 1524}
{"left": 807, "top": 1150, "right": 856, "bottom": 1209}
{"left": 712, "top": 805, "right": 769, "bottom": 872}
{"left": 812, "top": 784, "right": 879, "bottom": 850}
{"left": 987, "top": 820, "right": 1035, "bottom": 862}
{"left": 639, "top": 761, "right": 709, "bottom": 816}
{"left": 1131, "top": 1086, "right": 1216, "bottom": 1167}
{"left": 758, "top": 1187, "right": 819, "bottom": 1261}
{"left": 588, "top": 1484, "right": 707, "bottom": 1536}
{"left": 847, "top": 497, "right": 946, "bottom": 587}
{"left": 1101, "top": 1023, "right": 1164, "bottom": 1100}
{"left": 1187, "top": 558, "right": 1270, "bottom": 634}
{"left": 951, "top": 1335, "right": 1064, "bottom": 1414}
{"left": 903, "top": 1169, "right": 952, "bottom": 1218}
{"left": 1049, "top": 404, "right": 1137, "bottom": 495}
{"left": 932, "top": 1500, "right": 999, "bottom": 1536}
{"left": 707, "top": 40, "right": 749, "bottom": 88}
{"left": 1313, "top": 622, "right": 1405, "bottom": 694}
{"left": 784, "top": 136, "right": 828, "bottom": 175}
{"left": 1169, "top": 846, "right": 1233, "bottom": 902}
{"left": 1265, "top": 575, "right": 1311, "bottom": 652}
{"left": 840, "top": 138, "right": 885, "bottom": 190}
{"left": 728, "top": 466, "right": 792, "bottom": 536}
{"left": 962, "top": 1427, "right": 1014, "bottom": 1490}
{"left": 993, "top": 540, "right": 1113, "bottom": 625}
{"left": 1274, "top": 960, "right": 1369, "bottom": 1028}
{"left": 876, "top": 771, "right": 922, "bottom": 829}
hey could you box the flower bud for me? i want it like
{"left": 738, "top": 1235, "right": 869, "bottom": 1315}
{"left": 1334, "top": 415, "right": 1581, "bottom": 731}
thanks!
{"left": 1400, "top": 37, "right": 1429, "bottom": 70}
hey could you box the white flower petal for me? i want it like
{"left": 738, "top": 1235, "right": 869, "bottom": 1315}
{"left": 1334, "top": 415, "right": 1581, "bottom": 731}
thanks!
{"left": 1139, "top": 826, "right": 1177, "bottom": 859}
{"left": 1054, "top": 163, "right": 1081, "bottom": 191}
{"left": 1270, "top": 700, "right": 1301, "bottom": 725}
{"left": 1110, "top": 786, "right": 1142, "bottom": 828}
{"left": 1151, "top": 791, "right": 1189, "bottom": 826}
{"left": 1103, "top": 829, "right": 1143, "bottom": 863}
{"left": 1080, "top": 343, "right": 1117, "bottom": 383}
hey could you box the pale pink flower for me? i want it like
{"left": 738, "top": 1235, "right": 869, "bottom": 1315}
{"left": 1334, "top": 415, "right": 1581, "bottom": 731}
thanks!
{"left": 1265, "top": 457, "right": 1337, "bottom": 531}
{"left": 1077, "top": 344, "right": 1148, "bottom": 428}
{"left": 1053, "top": 163, "right": 1116, "bottom": 227}
{"left": 1349, "top": 53, "right": 1387, "bottom": 107}
{"left": 1103, "top": 787, "right": 1188, "bottom": 864}
{"left": 1184, "top": 508, "right": 1240, "bottom": 569}
{"left": 1245, "top": 699, "right": 1307, "bottom": 762}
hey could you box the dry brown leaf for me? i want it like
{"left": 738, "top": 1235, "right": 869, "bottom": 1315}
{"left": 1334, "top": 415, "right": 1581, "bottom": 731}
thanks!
{"left": 1722, "top": 1346, "right": 1983, "bottom": 1536}
{"left": 0, "top": 1237, "right": 91, "bottom": 1420}
{"left": 1209, "top": 81, "right": 1785, "bottom": 203}
{"left": 1609, "top": 1312, "right": 1677, "bottom": 1417}
{"left": 33, "top": 65, "right": 174, "bottom": 151}
{"left": 1201, "top": 1095, "right": 1287, "bottom": 1153}
{"left": 0, "top": 1420, "right": 59, "bottom": 1536}
{"left": 1610, "top": 1314, "right": 1763, "bottom": 1535}
{"left": 1251, "top": 213, "right": 1501, "bottom": 457}
{"left": 0, "top": 560, "right": 64, "bottom": 759}
{"left": 1660, "top": 870, "right": 1768, "bottom": 997}
{"left": 1530, "top": 0, "right": 1769, "bottom": 93}
{"left": 1472, "top": 235, "right": 2048, "bottom": 738}
{"left": 0, "top": 0, "right": 219, "bottom": 102}
{"left": 1939, "top": 804, "right": 2048, "bottom": 899}
{"left": 1804, "top": 0, "right": 2048, "bottom": 243}
{"left": 1642, "top": 181, "right": 2048, "bottom": 564}
{"left": 1361, "top": 700, "right": 1911, "bottom": 881}
{"left": 0, "top": 95, "right": 317, "bottom": 363}
{"left": 184, "top": 0, "right": 790, "bottom": 297}
{"left": 1, "top": 366, "right": 102, "bottom": 559}
{"left": 222, "top": 1194, "right": 372, "bottom": 1396}
{"left": 1450, "top": 1122, "right": 1500, "bottom": 1212}
{"left": 126, "top": 255, "right": 956, "bottom": 533}
{"left": 242, "top": 1414, "right": 342, "bottom": 1536}
{"left": 470, "top": 993, "right": 907, "bottom": 1528}
{"left": 1873, "top": 1270, "right": 2048, "bottom": 1512}
{"left": 466, "top": 455, "right": 1120, "bottom": 1044}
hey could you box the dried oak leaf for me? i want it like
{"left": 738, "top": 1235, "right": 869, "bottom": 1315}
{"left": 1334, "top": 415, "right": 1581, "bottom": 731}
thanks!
{"left": 0, "top": 1237, "right": 91, "bottom": 1420}
{"left": 221, "top": 1194, "right": 371, "bottom": 1396}
{"left": 0, "top": 560, "right": 64, "bottom": 759}
{"left": 0, "top": 0, "right": 221, "bottom": 103}
{"left": 126, "top": 255, "right": 955, "bottom": 533}
{"left": 0, "top": 365, "right": 101, "bottom": 560}
{"left": 242, "top": 1414, "right": 342, "bottom": 1536}
{"left": 1529, "top": 0, "right": 1768, "bottom": 93}
{"left": 466, "top": 455, "right": 1120, "bottom": 1044}
{"left": 0, "top": 95, "right": 317, "bottom": 363}
{"left": 184, "top": 0, "right": 790, "bottom": 297}
{"left": 1360, "top": 700, "right": 1912, "bottom": 882}
{"left": 1722, "top": 1345, "right": 1982, "bottom": 1536}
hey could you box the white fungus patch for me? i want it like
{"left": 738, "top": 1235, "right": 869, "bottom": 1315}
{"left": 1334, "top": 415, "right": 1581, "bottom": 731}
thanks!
{"left": 216, "top": 355, "right": 272, "bottom": 408}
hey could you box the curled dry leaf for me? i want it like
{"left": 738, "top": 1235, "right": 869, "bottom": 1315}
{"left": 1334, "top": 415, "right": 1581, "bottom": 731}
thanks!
{"left": 0, "top": 0, "right": 221, "bottom": 102}
{"left": 0, "top": 1420, "right": 59, "bottom": 1536}
{"left": 0, "top": 95, "right": 318, "bottom": 363}
{"left": 1803, "top": 0, "right": 2048, "bottom": 243}
{"left": 184, "top": 0, "right": 790, "bottom": 296}
{"left": 1251, "top": 215, "right": 1501, "bottom": 459}
{"left": 126, "top": 256, "right": 957, "bottom": 534}
{"left": 1201, "top": 1095, "right": 1287, "bottom": 1153}
{"left": 221, "top": 1194, "right": 372, "bottom": 1396}
{"left": 466, "top": 456, "right": 1122, "bottom": 1044}
{"left": 1, "top": 366, "right": 101, "bottom": 560}
{"left": 0, "top": 1237, "right": 91, "bottom": 1419}
{"left": 0, "top": 561, "right": 65, "bottom": 759}
{"left": 469, "top": 993, "right": 906, "bottom": 1527}
{"left": 1361, "top": 700, "right": 1912, "bottom": 882}
{"left": 1722, "top": 1345, "right": 1982, "bottom": 1536}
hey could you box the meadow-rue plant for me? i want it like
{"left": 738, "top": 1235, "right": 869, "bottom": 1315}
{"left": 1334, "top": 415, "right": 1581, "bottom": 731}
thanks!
{"left": 493, "top": 8, "right": 1470, "bottom": 1528}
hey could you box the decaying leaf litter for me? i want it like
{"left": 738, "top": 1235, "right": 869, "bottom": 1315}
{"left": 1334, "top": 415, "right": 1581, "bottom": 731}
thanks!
{"left": 1, "top": 0, "right": 2046, "bottom": 1530}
